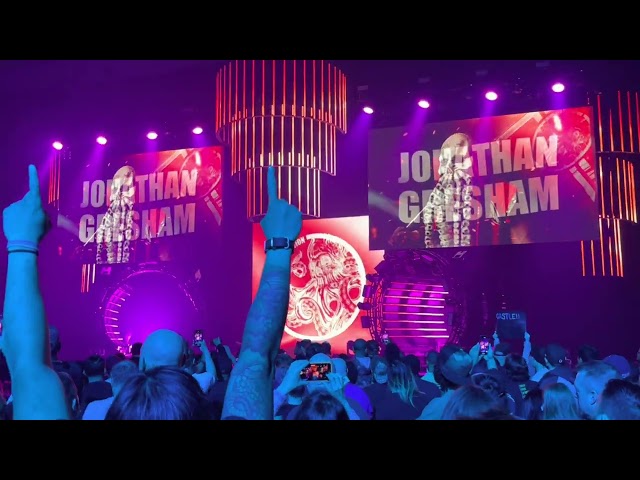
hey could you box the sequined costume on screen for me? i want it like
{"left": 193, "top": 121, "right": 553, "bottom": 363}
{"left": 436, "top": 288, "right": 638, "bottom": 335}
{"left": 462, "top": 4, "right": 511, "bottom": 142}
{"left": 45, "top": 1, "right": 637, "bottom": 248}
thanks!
{"left": 423, "top": 133, "right": 474, "bottom": 248}
{"left": 95, "top": 166, "right": 136, "bottom": 264}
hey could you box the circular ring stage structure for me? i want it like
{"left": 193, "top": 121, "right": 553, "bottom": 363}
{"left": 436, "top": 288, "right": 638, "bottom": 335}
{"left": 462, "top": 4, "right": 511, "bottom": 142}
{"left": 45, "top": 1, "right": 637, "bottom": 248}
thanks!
{"left": 98, "top": 263, "right": 201, "bottom": 354}
{"left": 360, "top": 250, "right": 466, "bottom": 359}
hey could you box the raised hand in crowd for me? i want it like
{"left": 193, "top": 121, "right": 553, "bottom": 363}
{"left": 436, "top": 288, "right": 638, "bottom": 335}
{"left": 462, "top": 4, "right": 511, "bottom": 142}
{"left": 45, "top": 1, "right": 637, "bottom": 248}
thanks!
{"left": 222, "top": 166, "right": 302, "bottom": 420}
{"left": 273, "top": 359, "right": 309, "bottom": 414}
{"left": 2, "top": 165, "right": 68, "bottom": 420}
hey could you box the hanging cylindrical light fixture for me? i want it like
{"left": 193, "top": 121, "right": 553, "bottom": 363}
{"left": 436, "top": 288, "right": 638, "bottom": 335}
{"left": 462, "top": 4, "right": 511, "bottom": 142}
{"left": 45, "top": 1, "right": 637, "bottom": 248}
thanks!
{"left": 580, "top": 91, "right": 639, "bottom": 278}
{"left": 215, "top": 60, "right": 348, "bottom": 219}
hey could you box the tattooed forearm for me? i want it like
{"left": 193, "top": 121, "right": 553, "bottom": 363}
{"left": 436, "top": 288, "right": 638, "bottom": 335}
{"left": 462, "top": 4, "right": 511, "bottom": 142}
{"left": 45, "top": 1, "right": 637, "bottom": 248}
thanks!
{"left": 222, "top": 351, "right": 274, "bottom": 420}
{"left": 240, "top": 266, "right": 290, "bottom": 356}
{"left": 222, "top": 250, "right": 291, "bottom": 420}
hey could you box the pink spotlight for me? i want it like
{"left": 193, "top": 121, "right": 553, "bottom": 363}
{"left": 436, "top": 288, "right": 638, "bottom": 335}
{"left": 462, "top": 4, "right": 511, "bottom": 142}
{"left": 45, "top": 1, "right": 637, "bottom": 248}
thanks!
{"left": 52, "top": 141, "right": 63, "bottom": 151}
{"left": 551, "top": 82, "right": 565, "bottom": 93}
{"left": 418, "top": 99, "right": 430, "bottom": 109}
{"left": 485, "top": 91, "right": 498, "bottom": 101}
{"left": 363, "top": 106, "right": 374, "bottom": 115}
{"left": 192, "top": 126, "right": 204, "bottom": 135}
{"left": 96, "top": 136, "right": 107, "bottom": 145}
{"left": 146, "top": 131, "right": 158, "bottom": 140}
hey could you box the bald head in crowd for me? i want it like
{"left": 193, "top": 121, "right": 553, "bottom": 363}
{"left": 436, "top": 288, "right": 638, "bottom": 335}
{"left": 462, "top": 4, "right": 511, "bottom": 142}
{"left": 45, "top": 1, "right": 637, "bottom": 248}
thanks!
{"left": 140, "top": 330, "right": 187, "bottom": 371}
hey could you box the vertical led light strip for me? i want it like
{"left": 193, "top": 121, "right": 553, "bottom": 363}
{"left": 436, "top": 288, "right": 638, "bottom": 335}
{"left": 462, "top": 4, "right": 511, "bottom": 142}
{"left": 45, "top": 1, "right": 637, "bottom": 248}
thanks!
{"left": 48, "top": 149, "right": 65, "bottom": 208}
{"left": 215, "top": 60, "right": 348, "bottom": 219}
{"left": 582, "top": 92, "right": 639, "bottom": 277}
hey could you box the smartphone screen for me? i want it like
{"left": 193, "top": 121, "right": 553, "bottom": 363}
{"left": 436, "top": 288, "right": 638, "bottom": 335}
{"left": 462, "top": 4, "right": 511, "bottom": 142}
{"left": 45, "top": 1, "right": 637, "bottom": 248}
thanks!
{"left": 193, "top": 329, "right": 203, "bottom": 346}
{"left": 479, "top": 336, "right": 490, "bottom": 355}
{"left": 300, "top": 362, "right": 332, "bottom": 381}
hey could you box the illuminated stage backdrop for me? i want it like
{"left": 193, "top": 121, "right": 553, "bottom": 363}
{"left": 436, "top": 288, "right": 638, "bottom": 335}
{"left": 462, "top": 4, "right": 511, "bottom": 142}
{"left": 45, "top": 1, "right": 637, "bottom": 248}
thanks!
{"left": 216, "top": 60, "right": 347, "bottom": 219}
{"left": 368, "top": 106, "right": 599, "bottom": 251}
{"left": 252, "top": 216, "right": 384, "bottom": 354}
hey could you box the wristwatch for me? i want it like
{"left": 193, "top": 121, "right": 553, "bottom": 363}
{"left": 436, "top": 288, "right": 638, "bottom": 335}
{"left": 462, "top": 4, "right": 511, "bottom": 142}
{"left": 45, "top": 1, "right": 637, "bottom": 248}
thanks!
{"left": 264, "top": 237, "right": 294, "bottom": 252}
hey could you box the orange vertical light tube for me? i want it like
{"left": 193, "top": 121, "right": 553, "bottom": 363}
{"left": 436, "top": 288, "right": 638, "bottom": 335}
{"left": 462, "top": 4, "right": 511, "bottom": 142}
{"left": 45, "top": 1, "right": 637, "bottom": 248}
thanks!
{"left": 632, "top": 164, "right": 638, "bottom": 222}
{"left": 320, "top": 61, "right": 324, "bottom": 170}
{"left": 599, "top": 218, "right": 605, "bottom": 276}
{"left": 616, "top": 158, "right": 622, "bottom": 218}
{"left": 251, "top": 60, "right": 255, "bottom": 117}
{"left": 590, "top": 240, "right": 596, "bottom": 276}
{"left": 261, "top": 60, "right": 265, "bottom": 167}
{"left": 598, "top": 157, "right": 605, "bottom": 216}
{"left": 617, "top": 219, "right": 624, "bottom": 277}
{"left": 302, "top": 61, "right": 306, "bottom": 166}
{"left": 613, "top": 218, "right": 621, "bottom": 276}
{"left": 282, "top": 60, "right": 286, "bottom": 168}
{"left": 304, "top": 168, "right": 311, "bottom": 212}
{"left": 223, "top": 65, "right": 226, "bottom": 130}
{"left": 312, "top": 60, "right": 316, "bottom": 119}
{"left": 312, "top": 60, "right": 316, "bottom": 168}
{"left": 228, "top": 65, "right": 232, "bottom": 132}
{"left": 252, "top": 60, "right": 256, "bottom": 169}
{"left": 608, "top": 236, "right": 614, "bottom": 277}
{"left": 618, "top": 91, "right": 625, "bottom": 152}
{"left": 48, "top": 163, "right": 53, "bottom": 203}
{"left": 215, "top": 73, "right": 219, "bottom": 132}
{"left": 335, "top": 67, "right": 339, "bottom": 130}
{"left": 303, "top": 60, "right": 307, "bottom": 118}
{"left": 242, "top": 62, "right": 246, "bottom": 167}
{"left": 51, "top": 157, "right": 55, "bottom": 205}
{"left": 609, "top": 110, "right": 615, "bottom": 152}
{"left": 292, "top": 60, "right": 296, "bottom": 166}
{"left": 336, "top": 67, "right": 341, "bottom": 133}
{"left": 272, "top": 60, "right": 276, "bottom": 169}
{"left": 235, "top": 60, "right": 239, "bottom": 124}
{"left": 56, "top": 156, "right": 61, "bottom": 207}
{"left": 597, "top": 95, "right": 604, "bottom": 151}
{"left": 628, "top": 92, "right": 634, "bottom": 152}
{"left": 636, "top": 93, "right": 640, "bottom": 152}
{"left": 327, "top": 62, "right": 332, "bottom": 124}
{"left": 630, "top": 162, "right": 636, "bottom": 223}
{"left": 320, "top": 60, "right": 324, "bottom": 122}
{"left": 297, "top": 164, "right": 301, "bottom": 210}
{"left": 623, "top": 160, "right": 630, "bottom": 221}
{"left": 629, "top": 163, "right": 635, "bottom": 222}
{"left": 580, "top": 241, "right": 586, "bottom": 276}
{"left": 625, "top": 161, "right": 630, "bottom": 221}
{"left": 609, "top": 172, "right": 614, "bottom": 218}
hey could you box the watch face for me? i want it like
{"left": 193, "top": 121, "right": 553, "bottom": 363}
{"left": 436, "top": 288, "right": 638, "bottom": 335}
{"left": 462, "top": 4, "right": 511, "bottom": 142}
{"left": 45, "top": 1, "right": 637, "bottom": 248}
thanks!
{"left": 266, "top": 238, "right": 291, "bottom": 250}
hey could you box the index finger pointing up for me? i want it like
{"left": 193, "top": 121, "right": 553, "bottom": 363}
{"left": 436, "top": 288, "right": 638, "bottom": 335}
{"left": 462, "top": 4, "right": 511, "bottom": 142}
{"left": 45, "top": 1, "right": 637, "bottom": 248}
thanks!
{"left": 267, "top": 166, "right": 278, "bottom": 204}
{"left": 28, "top": 164, "right": 41, "bottom": 201}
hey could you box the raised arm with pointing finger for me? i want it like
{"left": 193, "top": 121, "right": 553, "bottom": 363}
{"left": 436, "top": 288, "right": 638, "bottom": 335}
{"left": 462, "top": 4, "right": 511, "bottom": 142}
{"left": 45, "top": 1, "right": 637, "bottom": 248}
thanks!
{"left": 2, "top": 165, "right": 68, "bottom": 420}
{"left": 222, "top": 167, "right": 302, "bottom": 420}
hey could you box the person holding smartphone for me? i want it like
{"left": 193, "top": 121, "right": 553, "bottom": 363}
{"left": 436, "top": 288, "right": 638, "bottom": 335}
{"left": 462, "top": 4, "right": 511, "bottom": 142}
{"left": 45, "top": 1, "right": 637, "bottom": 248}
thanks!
{"left": 192, "top": 335, "right": 216, "bottom": 394}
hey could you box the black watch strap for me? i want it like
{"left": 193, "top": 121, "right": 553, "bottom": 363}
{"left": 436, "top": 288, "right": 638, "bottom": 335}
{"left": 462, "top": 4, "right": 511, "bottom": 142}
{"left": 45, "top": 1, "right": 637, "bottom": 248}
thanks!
{"left": 264, "top": 237, "right": 294, "bottom": 252}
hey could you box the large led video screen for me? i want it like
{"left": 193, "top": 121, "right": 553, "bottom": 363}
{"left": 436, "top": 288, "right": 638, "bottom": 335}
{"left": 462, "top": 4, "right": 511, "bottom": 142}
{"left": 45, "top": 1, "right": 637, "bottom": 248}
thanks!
{"left": 252, "top": 216, "right": 384, "bottom": 354}
{"left": 368, "top": 107, "right": 599, "bottom": 250}
{"left": 72, "top": 146, "right": 223, "bottom": 265}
